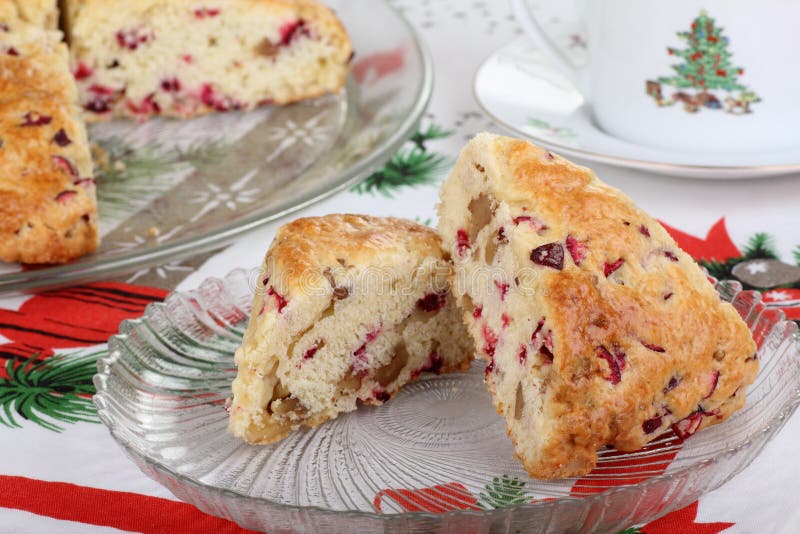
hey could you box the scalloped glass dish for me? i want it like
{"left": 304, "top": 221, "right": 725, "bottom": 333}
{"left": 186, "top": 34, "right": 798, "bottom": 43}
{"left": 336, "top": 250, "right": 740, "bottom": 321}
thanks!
{"left": 0, "top": 0, "right": 432, "bottom": 293}
{"left": 94, "top": 269, "right": 800, "bottom": 533}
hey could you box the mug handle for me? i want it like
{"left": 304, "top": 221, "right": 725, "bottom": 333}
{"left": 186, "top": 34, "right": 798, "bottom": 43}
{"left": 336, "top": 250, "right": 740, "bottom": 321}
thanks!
{"left": 508, "top": 0, "right": 590, "bottom": 96}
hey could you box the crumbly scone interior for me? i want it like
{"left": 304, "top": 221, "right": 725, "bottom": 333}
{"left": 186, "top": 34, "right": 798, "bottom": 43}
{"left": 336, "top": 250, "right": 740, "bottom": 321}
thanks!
{"left": 62, "top": 0, "right": 352, "bottom": 119}
{"left": 229, "top": 255, "right": 470, "bottom": 444}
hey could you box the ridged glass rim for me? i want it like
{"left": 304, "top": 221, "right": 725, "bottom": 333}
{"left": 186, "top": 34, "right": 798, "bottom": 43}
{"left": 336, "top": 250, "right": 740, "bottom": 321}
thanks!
{"left": 93, "top": 267, "right": 800, "bottom": 525}
{"left": 0, "top": 1, "right": 434, "bottom": 294}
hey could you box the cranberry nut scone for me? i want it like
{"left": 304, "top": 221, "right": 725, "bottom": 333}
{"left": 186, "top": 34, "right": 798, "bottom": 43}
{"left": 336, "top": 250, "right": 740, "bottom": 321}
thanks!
{"left": 62, "top": 0, "right": 353, "bottom": 121}
{"left": 228, "top": 215, "right": 473, "bottom": 444}
{"left": 0, "top": 19, "right": 99, "bottom": 264}
{"left": 437, "top": 133, "right": 758, "bottom": 479}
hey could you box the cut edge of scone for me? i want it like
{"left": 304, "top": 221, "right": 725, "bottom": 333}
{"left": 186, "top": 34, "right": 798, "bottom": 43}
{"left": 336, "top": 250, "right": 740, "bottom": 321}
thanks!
{"left": 437, "top": 132, "right": 758, "bottom": 479}
{"left": 62, "top": 0, "right": 353, "bottom": 121}
{"left": 228, "top": 214, "right": 474, "bottom": 444}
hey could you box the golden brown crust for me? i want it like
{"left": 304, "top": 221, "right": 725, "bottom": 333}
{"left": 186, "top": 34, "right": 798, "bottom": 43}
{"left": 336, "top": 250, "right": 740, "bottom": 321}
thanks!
{"left": 438, "top": 133, "right": 758, "bottom": 479}
{"left": 0, "top": 22, "right": 98, "bottom": 264}
{"left": 267, "top": 214, "right": 446, "bottom": 295}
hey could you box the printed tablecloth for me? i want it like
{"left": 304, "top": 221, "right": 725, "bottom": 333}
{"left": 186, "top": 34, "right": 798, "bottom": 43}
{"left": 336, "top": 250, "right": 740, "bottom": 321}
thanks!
{"left": 1, "top": 1, "right": 799, "bottom": 532}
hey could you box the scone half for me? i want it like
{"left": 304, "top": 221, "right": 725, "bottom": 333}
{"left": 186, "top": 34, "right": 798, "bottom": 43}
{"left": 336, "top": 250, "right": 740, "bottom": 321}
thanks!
{"left": 437, "top": 133, "right": 758, "bottom": 479}
{"left": 228, "top": 214, "right": 473, "bottom": 444}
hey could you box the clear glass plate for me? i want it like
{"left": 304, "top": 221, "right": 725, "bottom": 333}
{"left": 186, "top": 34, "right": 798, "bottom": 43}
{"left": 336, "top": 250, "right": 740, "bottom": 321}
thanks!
{"left": 94, "top": 269, "right": 800, "bottom": 533}
{"left": 0, "top": 0, "right": 432, "bottom": 293}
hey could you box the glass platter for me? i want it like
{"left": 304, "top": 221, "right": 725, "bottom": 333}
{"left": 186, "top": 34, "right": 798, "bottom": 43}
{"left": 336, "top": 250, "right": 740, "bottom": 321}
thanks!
{"left": 0, "top": 0, "right": 432, "bottom": 293}
{"left": 94, "top": 268, "right": 800, "bottom": 533}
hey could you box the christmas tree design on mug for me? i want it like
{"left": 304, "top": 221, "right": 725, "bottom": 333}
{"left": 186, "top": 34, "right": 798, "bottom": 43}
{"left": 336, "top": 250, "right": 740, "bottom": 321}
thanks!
{"left": 645, "top": 10, "right": 760, "bottom": 114}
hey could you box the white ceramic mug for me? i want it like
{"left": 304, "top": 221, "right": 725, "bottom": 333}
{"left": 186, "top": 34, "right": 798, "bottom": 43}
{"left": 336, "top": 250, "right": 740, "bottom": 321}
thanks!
{"left": 510, "top": 0, "right": 799, "bottom": 153}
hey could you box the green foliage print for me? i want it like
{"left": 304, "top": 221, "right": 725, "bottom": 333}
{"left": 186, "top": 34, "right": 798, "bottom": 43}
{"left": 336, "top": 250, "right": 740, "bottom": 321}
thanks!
{"left": 477, "top": 475, "right": 531, "bottom": 509}
{"left": 351, "top": 123, "right": 453, "bottom": 197}
{"left": 0, "top": 351, "right": 102, "bottom": 432}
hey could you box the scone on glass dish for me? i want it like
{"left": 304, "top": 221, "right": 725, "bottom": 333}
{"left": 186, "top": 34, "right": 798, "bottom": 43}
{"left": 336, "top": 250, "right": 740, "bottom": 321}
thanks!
{"left": 228, "top": 214, "right": 474, "bottom": 444}
{"left": 437, "top": 133, "right": 758, "bottom": 479}
{"left": 0, "top": 18, "right": 98, "bottom": 264}
{"left": 62, "top": 0, "right": 353, "bottom": 121}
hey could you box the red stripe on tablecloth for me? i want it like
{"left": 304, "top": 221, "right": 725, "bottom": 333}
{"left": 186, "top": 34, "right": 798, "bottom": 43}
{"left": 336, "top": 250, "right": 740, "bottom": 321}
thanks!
{"left": 0, "top": 476, "right": 259, "bottom": 533}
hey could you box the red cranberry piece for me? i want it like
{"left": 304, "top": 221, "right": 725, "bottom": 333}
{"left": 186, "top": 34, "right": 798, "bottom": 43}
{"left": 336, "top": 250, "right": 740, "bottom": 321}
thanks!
{"left": 497, "top": 226, "right": 508, "bottom": 244}
{"left": 267, "top": 287, "right": 287, "bottom": 313}
{"left": 353, "top": 326, "right": 381, "bottom": 369}
{"left": 279, "top": 19, "right": 307, "bottom": 46}
{"left": 565, "top": 235, "right": 587, "bottom": 266}
{"left": 73, "top": 61, "right": 94, "bottom": 80}
{"left": 543, "top": 330, "right": 553, "bottom": 351}
{"left": 161, "top": 77, "right": 181, "bottom": 92}
{"left": 193, "top": 7, "right": 221, "bottom": 18}
{"left": 52, "top": 155, "right": 78, "bottom": 177}
{"left": 531, "top": 319, "right": 545, "bottom": 343}
{"left": 455, "top": 228, "right": 471, "bottom": 257}
{"left": 55, "top": 190, "right": 77, "bottom": 204}
{"left": 642, "top": 416, "right": 662, "bottom": 434}
{"left": 639, "top": 225, "right": 650, "bottom": 238}
{"left": 663, "top": 292, "right": 674, "bottom": 301}
{"left": 88, "top": 84, "right": 117, "bottom": 96}
{"left": 501, "top": 313, "right": 511, "bottom": 328}
{"left": 52, "top": 129, "right": 71, "bottom": 147}
{"left": 0, "top": 23, "right": 8, "bottom": 32}
{"left": 21, "top": 112, "right": 52, "bottom": 126}
{"left": 544, "top": 151, "right": 555, "bottom": 160}
{"left": 73, "top": 178, "right": 96, "bottom": 187}
{"left": 596, "top": 346, "right": 626, "bottom": 385}
{"left": 484, "top": 358, "right": 495, "bottom": 378}
{"left": 664, "top": 251, "right": 679, "bottom": 262}
{"left": 416, "top": 292, "right": 446, "bottom": 312}
{"left": 641, "top": 341, "right": 665, "bottom": 353}
{"left": 181, "top": 54, "right": 193, "bottom": 63}
{"left": 425, "top": 352, "right": 444, "bottom": 374}
{"left": 604, "top": 258, "right": 625, "bottom": 277}
{"left": 472, "top": 306, "right": 482, "bottom": 319}
{"left": 85, "top": 98, "right": 111, "bottom": 114}
{"left": 372, "top": 389, "right": 391, "bottom": 402}
{"left": 116, "top": 27, "right": 154, "bottom": 50}
{"left": 6, "top": 47, "right": 18, "bottom": 56}
{"left": 513, "top": 215, "right": 548, "bottom": 234}
{"left": 663, "top": 376, "right": 681, "bottom": 393}
{"left": 126, "top": 94, "right": 161, "bottom": 115}
{"left": 494, "top": 280, "right": 509, "bottom": 301}
{"left": 481, "top": 324, "right": 498, "bottom": 358}
{"left": 262, "top": 277, "right": 270, "bottom": 286}
{"left": 539, "top": 345, "right": 554, "bottom": 363}
{"left": 672, "top": 412, "right": 703, "bottom": 440}
{"left": 530, "top": 243, "right": 564, "bottom": 270}
{"left": 517, "top": 345, "right": 527, "bottom": 364}
{"left": 303, "top": 344, "right": 319, "bottom": 360}
{"left": 703, "top": 370, "right": 720, "bottom": 399}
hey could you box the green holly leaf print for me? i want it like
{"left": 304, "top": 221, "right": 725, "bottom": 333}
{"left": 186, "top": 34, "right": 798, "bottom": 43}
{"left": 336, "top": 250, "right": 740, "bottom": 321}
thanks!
{"left": 477, "top": 475, "right": 531, "bottom": 509}
{"left": 351, "top": 123, "right": 453, "bottom": 197}
{"left": 0, "top": 351, "right": 101, "bottom": 432}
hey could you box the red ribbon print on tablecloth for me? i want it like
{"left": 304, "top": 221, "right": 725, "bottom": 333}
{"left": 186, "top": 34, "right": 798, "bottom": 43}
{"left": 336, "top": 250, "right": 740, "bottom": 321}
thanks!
{"left": 3, "top": 217, "right": 795, "bottom": 531}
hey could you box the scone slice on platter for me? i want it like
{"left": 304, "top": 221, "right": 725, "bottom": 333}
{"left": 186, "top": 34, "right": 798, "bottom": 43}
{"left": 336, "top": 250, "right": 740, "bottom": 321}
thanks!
{"left": 62, "top": 0, "right": 353, "bottom": 121}
{"left": 437, "top": 133, "right": 758, "bottom": 479}
{"left": 0, "top": 19, "right": 98, "bottom": 264}
{"left": 228, "top": 214, "right": 473, "bottom": 444}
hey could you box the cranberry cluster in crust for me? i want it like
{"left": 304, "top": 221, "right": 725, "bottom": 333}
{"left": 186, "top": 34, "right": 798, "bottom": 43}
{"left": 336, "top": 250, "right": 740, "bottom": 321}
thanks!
{"left": 437, "top": 133, "right": 758, "bottom": 479}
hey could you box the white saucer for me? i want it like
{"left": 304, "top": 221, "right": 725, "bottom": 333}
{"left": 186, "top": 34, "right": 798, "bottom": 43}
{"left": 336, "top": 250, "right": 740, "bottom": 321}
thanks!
{"left": 474, "top": 38, "right": 800, "bottom": 179}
